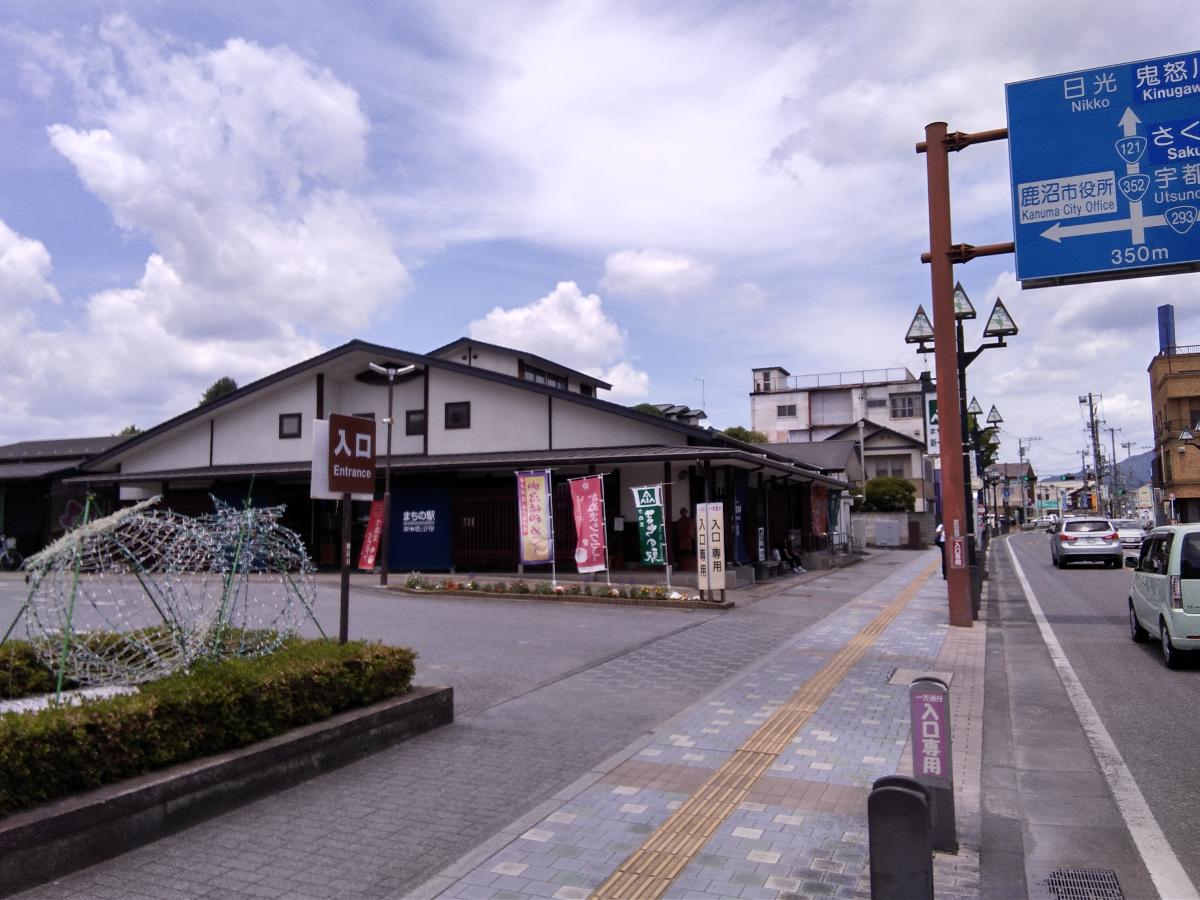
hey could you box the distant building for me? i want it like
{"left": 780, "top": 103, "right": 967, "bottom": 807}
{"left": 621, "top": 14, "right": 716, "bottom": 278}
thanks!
{"left": 750, "top": 366, "right": 935, "bottom": 511}
{"left": 0, "top": 436, "right": 126, "bottom": 554}
{"left": 984, "top": 462, "right": 1037, "bottom": 525}
{"left": 1149, "top": 343, "right": 1200, "bottom": 522}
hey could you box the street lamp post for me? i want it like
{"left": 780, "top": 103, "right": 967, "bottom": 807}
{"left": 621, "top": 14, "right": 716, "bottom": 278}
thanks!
{"left": 906, "top": 284, "right": 1018, "bottom": 615}
{"left": 368, "top": 363, "right": 416, "bottom": 586}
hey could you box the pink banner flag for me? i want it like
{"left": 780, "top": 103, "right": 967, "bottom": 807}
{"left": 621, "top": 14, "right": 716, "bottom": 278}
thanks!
{"left": 569, "top": 476, "right": 607, "bottom": 573}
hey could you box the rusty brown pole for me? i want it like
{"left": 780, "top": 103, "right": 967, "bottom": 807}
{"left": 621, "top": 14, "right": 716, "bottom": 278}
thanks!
{"left": 922, "top": 122, "right": 972, "bottom": 627}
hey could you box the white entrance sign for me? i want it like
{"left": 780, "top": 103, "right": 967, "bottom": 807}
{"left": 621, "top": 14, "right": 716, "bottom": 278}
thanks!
{"left": 696, "top": 502, "right": 726, "bottom": 592}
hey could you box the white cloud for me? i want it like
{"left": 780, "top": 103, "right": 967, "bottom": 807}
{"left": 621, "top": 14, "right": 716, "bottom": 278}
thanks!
{"left": 0, "top": 220, "right": 60, "bottom": 309}
{"left": 467, "top": 281, "right": 649, "bottom": 400}
{"left": 0, "top": 16, "right": 409, "bottom": 440}
{"left": 40, "top": 17, "right": 407, "bottom": 338}
{"left": 601, "top": 249, "right": 715, "bottom": 296}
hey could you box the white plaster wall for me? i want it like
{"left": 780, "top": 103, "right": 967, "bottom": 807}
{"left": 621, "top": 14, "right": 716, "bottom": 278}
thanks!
{"left": 327, "top": 377, "right": 426, "bottom": 456}
{"left": 427, "top": 369, "right": 548, "bottom": 454}
{"left": 456, "top": 347, "right": 518, "bottom": 377}
{"left": 552, "top": 398, "right": 686, "bottom": 449}
{"left": 120, "top": 423, "right": 211, "bottom": 473}
{"left": 751, "top": 390, "right": 809, "bottom": 442}
{"left": 211, "top": 377, "right": 317, "bottom": 465}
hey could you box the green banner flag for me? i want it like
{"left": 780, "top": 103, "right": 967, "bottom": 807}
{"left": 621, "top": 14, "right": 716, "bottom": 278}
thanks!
{"left": 631, "top": 484, "right": 666, "bottom": 566}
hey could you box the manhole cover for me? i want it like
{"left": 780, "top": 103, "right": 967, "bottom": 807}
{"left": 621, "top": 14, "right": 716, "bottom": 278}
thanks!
{"left": 1045, "top": 867, "right": 1123, "bottom": 900}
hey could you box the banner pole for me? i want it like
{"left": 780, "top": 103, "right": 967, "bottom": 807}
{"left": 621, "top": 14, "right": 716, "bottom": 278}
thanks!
{"left": 663, "top": 486, "right": 671, "bottom": 594}
{"left": 600, "top": 474, "right": 612, "bottom": 586}
{"left": 548, "top": 470, "right": 557, "bottom": 587}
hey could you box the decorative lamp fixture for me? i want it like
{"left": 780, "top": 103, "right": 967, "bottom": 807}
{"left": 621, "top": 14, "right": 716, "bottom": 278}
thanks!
{"left": 967, "top": 397, "right": 984, "bottom": 416}
{"left": 953, "top": 281, "right": 977, "bottom": 320}
{"left": 986, "top": 405, "right": 1004, "bottom": 426}
{"left": 905, "top": 305, "right": 935, "bottom": 352}
{"left": 982, "top": 298, "right": 1019, "bottom": 339}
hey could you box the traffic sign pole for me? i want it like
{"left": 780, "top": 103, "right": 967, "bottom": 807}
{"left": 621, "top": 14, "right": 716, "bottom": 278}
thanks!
{"left": 922, "top": 122, "right": 972, "bottom": 628}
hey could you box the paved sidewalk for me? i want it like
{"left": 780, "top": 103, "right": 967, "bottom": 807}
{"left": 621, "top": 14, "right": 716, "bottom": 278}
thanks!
{"left": 420, "top": 551, "right": 983, "bottom": 899}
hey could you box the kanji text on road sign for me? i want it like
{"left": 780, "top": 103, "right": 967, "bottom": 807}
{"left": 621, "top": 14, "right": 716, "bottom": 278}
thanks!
{"left": 1007, "top": 52, "right": 1200, "bottom": 287}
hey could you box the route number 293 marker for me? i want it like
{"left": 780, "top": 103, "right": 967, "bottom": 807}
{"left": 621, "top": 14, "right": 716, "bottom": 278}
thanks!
{"left": 1007, "top": 51, "right": 1200, "bottom": 288}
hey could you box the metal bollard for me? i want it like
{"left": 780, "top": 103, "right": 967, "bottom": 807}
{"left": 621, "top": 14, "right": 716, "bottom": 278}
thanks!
{"left": 909, "top": 677, "right": 957, "bottom": 852}
{"left": 868, "top": 775, "right": 934, "bottom": 900}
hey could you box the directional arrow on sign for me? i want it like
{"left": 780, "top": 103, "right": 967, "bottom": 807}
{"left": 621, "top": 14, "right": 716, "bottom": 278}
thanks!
{"left": 1042, "top": 215, "right": 1167, "bottom": 242}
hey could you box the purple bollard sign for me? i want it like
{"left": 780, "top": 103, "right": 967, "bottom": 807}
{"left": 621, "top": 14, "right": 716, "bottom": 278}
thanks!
{"left": 909, "top": 676, "right": 957, "bottom": 852}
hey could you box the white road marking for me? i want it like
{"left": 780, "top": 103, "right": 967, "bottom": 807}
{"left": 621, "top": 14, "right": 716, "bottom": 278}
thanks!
{"left": 1007, "top": 540, "right": 1198, "bottom": 900}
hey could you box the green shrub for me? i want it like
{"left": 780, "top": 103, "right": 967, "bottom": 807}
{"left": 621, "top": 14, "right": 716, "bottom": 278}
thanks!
{"left": 0, "top": 638, "right": 416, "bottom": 815}
{"left": 0, "top": 642, "right": 70, "bottom": 700}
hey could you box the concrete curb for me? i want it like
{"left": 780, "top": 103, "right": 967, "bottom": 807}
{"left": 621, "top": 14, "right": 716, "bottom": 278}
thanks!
{"left": 387, "top": 585, "right": 735, "bottom": 610}
{"left": 0, "top": 685, "right": 454, "bottom": 897}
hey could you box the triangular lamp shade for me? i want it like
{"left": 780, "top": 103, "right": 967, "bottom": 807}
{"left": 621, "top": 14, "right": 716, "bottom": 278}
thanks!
{"left": 905, "top": 305, "right": 935, "bottom": 343}
{"left": 953, "top": 282, "right": 976, "bottom": 320}
{"left": 983, "top": 299, "right": 1018, "bottom": 338}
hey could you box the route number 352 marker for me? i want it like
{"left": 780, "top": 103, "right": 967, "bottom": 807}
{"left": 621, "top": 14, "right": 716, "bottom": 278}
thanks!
{"left": 1007, "top": 51, "right": 1200, "bottom": 288}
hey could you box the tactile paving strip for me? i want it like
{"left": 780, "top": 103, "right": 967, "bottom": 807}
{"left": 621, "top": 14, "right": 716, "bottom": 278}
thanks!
{"left": 591, "top": 559, "right": 939, "bottom": 899}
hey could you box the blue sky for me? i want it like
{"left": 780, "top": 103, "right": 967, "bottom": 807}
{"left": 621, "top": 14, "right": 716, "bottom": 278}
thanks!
{"left": 0, "top": 1, "right": 1197, "bottom": 477}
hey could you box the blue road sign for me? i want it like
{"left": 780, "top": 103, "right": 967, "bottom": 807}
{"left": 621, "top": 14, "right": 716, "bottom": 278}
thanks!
{"left": 1007, "top": 52, "right": 1200, "bottom": 287}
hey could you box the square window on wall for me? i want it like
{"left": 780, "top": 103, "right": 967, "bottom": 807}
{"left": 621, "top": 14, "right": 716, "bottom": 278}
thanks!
{"left": 445, "top": 402, "right": 471, "bottom": 429}
{"left": 405, "top": 409, "right": 426, "bottom": 436}
{"left": 278, "top": 413, "right": 302, "bottom": 439}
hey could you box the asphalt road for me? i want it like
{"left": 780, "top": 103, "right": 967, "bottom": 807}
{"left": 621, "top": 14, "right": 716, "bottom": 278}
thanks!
{"left": 0, "top": 572, "right": 723, "bottom": 715}
{"left": 1005, "top": 529, "right": 1200, "bottom": 888}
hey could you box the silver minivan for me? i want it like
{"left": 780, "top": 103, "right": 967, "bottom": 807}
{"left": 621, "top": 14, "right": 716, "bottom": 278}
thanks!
{"left": 1127, "top": 524, "right": 1200, "bottom": 668}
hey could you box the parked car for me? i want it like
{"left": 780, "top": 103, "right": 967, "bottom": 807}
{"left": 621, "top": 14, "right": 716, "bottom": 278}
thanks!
{"left": 1110, "top": 518, "right": 1147, "bottom": 552}
{"left": 1049, "top": 517, "right": 1121, "bottom": 568}
{"left": 1126, "top": 524, "right": 1200, "bottom": 668}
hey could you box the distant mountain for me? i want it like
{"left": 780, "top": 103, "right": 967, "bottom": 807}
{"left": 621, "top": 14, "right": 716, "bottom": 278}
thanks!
{"left": 1046, "top": 448, "right": 1154, "bottom": 488}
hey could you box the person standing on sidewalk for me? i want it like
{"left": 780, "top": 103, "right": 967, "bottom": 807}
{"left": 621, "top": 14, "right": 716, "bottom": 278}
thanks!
{"left": 934, "top": 522, "right": 946, "bottom": 579}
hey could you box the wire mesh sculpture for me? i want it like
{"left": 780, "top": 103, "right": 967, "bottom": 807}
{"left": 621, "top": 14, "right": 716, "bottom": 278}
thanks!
{"left": 19, "top": 496, "right": 319, "bottom": 688}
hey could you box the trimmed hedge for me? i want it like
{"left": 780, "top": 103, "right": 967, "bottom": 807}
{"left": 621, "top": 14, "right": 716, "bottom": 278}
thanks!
{"left": 0, "top": 642, "right": 70, "bottom": 700}
{"left": 0, "top": 638, "right": 416, "bottom": 815}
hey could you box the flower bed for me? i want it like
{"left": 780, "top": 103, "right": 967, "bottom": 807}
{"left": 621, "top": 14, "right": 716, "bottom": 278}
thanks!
{"left": 395, "top": 573, "right": 733, "bottom": 610}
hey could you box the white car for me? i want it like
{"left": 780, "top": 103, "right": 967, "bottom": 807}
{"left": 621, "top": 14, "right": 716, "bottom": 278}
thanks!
{"left": 1127, "top": 524, "right": 1200, "bottom": 668}
{"left": 1110, "top": 518, "right": 1147, "bottom": 552}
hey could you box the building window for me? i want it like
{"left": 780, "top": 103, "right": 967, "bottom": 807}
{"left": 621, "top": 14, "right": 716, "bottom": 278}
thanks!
{"left": 866, "top": 398, "right": 888, "bottom": 408}
{"left": 889, "top": 394, "right": 920, "bottom": 418}
{"left": 445, "top": 402, "right": 471, "bottom": 430}
{"left": 871, "top": 455, "right": 910, "bottom": 479}
{"left": 519, "top": 361, "right": 568, "bottom": 390}
{"left": 278, "top": 413, "right": 302, "bottom": 439}
{"left": 580, "top": 384, "right": 594, "bottom": 397}
{"left": 405, "top": 410, "right": 426, "bottom": 436}
{"left": 776, "top": 404, "right": 797, "bottom": 417}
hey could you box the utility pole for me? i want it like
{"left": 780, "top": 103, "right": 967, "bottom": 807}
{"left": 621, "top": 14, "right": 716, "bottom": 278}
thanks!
{"left": 1079, "top": 448, "right": 1090, "bottom": 512}
{"left": 1018, "top": 436, "right": 1041, "bottom": 524}
{"left": 1121, "top": 440, "right": 1137, "bottom": 513}
{"left": 1104, "top": 426, "right": 1122, "bottom": 516}
{"left": 1079, "top": 394, "right": 1104, "bottom": 514}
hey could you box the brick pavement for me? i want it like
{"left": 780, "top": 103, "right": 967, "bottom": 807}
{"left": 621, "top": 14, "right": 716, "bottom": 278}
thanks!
{"left": 18, "top": 557, "right": 893, "bottom": 899}
{"left": 425, "top": 551, "right": 983, "bottom": 899}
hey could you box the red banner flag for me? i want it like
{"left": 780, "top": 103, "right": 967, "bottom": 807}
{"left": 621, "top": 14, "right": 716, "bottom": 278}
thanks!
{"left": 358, "top": 499, "right": 385, "bottom": 570}
{"left": 569, "top": 476, "right": 607, "bottom": 573}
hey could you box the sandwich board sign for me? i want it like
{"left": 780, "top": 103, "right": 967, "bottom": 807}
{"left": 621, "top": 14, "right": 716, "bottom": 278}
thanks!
{"left": 1007, "top": 51, "right": 1200, "bottom": 287}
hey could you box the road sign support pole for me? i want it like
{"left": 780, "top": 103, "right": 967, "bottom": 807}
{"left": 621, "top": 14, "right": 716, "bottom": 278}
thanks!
{"left": 340, "top": 492, "right": 351, "bottom": 644}
{"left": 921, "top": 122, "right": 972, "bottom": 628}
